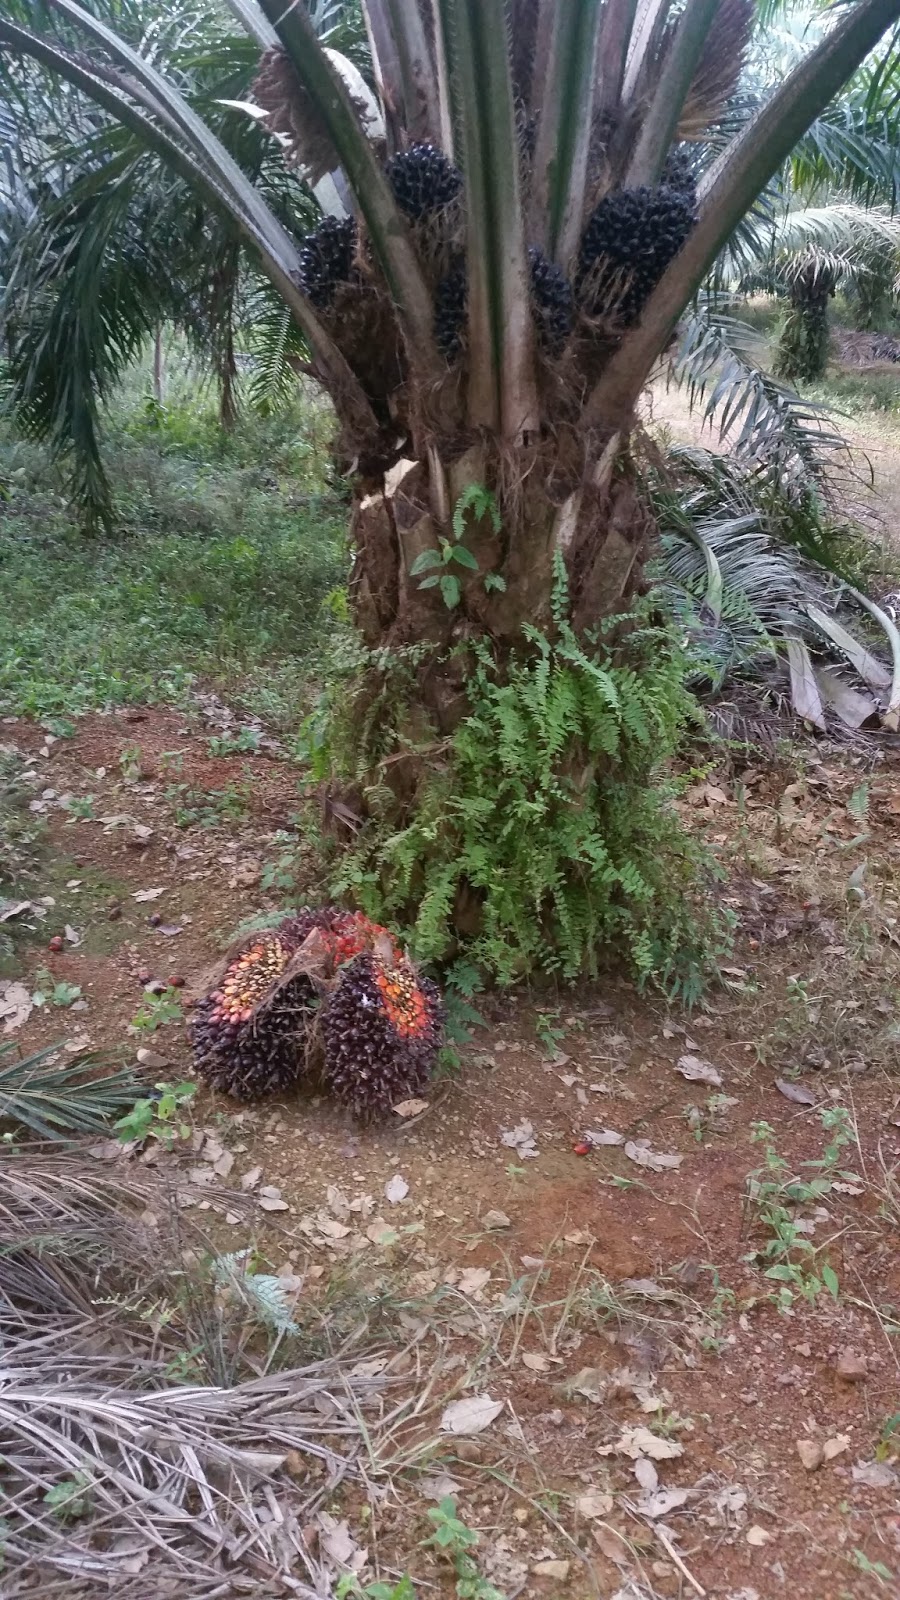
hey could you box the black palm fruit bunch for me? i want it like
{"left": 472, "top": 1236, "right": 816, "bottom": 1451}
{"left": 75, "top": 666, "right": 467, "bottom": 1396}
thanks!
{"left": 577, "top": 182, "right": 697, "bottom": 325}
{"left": 386, "top": 142, "right": 462, "bottom": 220}
{"left": 662, "top": 146, "right": 698, "bottom": 202}
{"left": 189, "top": 927, "right": 319, "bottom": 1100}
{"left": 528, "top": 246, "right": 574, "bottom": 355}
{"left": 434, "top": 259, "right": 468, "bottom": 358}
{"left": 297, "top": 216, "right": 358, "bottom": 309}
{"left": 190, "top": 907, "right": 414, "bottom": 1102}
{"left": 322, "top": 949, "right": 443, "bottom": 1121}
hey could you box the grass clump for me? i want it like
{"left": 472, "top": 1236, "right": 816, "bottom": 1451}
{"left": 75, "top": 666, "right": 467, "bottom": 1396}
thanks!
{"left": 0, "top": 386, "right": 346, "bottom": 725}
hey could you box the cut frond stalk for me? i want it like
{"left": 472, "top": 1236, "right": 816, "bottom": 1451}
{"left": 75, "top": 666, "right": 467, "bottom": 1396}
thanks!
{"left": 255, "top": 0, "right": 441, "bottom": 381}
{"left": 626, "top": 0, "right": 724, "bottom": 186}
{"left": 529, "top": 0, "right": 605, "bottom": 268}
{"left": 439, "top": 0, "right": 539, "bottom": 438}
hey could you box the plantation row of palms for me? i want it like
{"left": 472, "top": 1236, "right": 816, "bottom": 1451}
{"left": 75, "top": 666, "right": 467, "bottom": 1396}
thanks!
{"left": 4, "top": 0, "right": 900, "bottom": 982}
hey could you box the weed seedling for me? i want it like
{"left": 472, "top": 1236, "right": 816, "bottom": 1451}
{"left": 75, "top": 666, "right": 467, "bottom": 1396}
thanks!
{"left": 744, "top": 1110, "right": 854, "bottom": 1311}
{"left": 119, "top": 744, "right": 144, "bottom": 781}
{"left": 535, "top": 1009, "right": 566, "bottom": 1057}
{"left": 43, "top": 1474, "right": 92, "bottom": 1522}
{"left": 208, "top": 728, "right": 261, "bottom": 756}
{"left": 62, "top": 795, "right": 95, "bottom": 821}
{"left": 31, "top": 968, "right": 82, "bottom": 1008}
{"left": 424, "top": 1499, "right": 505, "bottom": 1600}
{"left": 130, "top": 987, "right": 184, "bottom": 1033}
{"left": 115, "top": 1080, "right": 196, "bottom": 1147}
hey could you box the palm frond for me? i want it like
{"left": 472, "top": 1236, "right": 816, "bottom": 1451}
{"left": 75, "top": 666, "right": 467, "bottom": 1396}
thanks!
{"left": 670, "top": 300, "right": 853, "bottom": 505}
{"left": 0, "top": 1042, "right": 144, "bottom": 1141}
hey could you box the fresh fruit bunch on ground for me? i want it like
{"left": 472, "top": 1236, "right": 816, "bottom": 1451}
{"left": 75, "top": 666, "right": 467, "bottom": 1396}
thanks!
{"left": 189, "top": 907, "right": 442, "bottom": 1118}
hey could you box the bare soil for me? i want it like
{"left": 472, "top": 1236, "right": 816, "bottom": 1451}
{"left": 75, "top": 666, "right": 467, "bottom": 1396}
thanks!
{"left": 4, "top": 702, "right": 900, "bottom": 1600}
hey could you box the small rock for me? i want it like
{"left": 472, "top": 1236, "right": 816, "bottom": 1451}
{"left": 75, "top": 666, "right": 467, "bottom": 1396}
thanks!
{"left": 531, "top": 1560, "right": 570, "bottom": 1581}
{"left": 796, "top": 1439, "right": 823, "bottom": 1472}
{"left": 454, "top": 1439, "right": 484, "bottom": 1463}
{"left": 148, "top": 913, "right": 162, "bottom": 927}
{"left": 137, "top": 968, "right": 152, "bottom": 985}
{"left": 136, "top": 1047, "right": 168, "bottom": 1070}
{"left": 482, "top": 1209, "right": 511, "bottom": 1231}
{"left": 835, "top": 1349, "right": 868, "bottom": 1381}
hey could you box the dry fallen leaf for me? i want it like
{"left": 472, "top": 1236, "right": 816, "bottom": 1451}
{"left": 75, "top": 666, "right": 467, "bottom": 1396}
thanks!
{"left": 393, "top": 1097, "right": 429, "bottom": 1118}
{"left": 522, "top": 1352, "right": 552, "bottom": 1373}
{"left": 384, "top": 1173, "right": 409, "bottom": 1204}
{"left": 615, "top": 1426, "right": 683, "bottom": 1462}
{"left": 441, "top": 1395, "right": 504, "bottom": 1435}
{"left": 458, "top": 1266, "right": 492, "bottom": 1296}
{"left": 240, "top": 1166, "right": 262, "bottom": 1191}
{"left": 633, "top": 1457, "right": 659, "bottom": 1492}
{"left": 315, "top": 1214, "right": 351, "bottom": 1241}
{"left": 639, "top": 1487, "right": 691, "bottom": 1519}
{"left": 774, "top": 1078, "right": 817, "bottom": 1106}
{"left": 585, "top": 1128, "right": 625, "bottom": 1146}
{"left": 501, "top": 1119, "right": 539, "bottom": 1157}
{"left": 676, "top": 1053, "right": 722, "bottom": 1086}
{"left": 0, "top": 980, "right": 32, "bottom": 1034}
{"left": 852, "top": 1460, "right": 896, "bottom": 1489}
{"left": 576, "top": 1491, "right": 614, "bottom": 1520}
{"left": 822, "top": 1433, "right": 851, "bottom": 1461}
{"left": 366, "top": 1217, "right": 398, "bottom": 1247}
{"left": 745, "top": 1525, "right": 771, "bottom": 1547}
{"left": 132, "top": 887, "right": 165, "bottom": 902}
{"left": 624, "top": 1139, "right": 683, "bottom": 1172}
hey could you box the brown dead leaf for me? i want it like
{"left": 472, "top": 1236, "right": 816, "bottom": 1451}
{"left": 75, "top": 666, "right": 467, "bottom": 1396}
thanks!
{"left": 823, "top": 1433, "right": 851, "bottom": 1461}
{"left": 774, "top": 1078, "right": 816, "bottom": 1106}
{"left": 676, "top": 1054, "right": 722, "bottom": 1086}
{"left": 624, "top": 1139, "right": 683, "bottom": 1172}
{"left": 522, "top": 1352, "right": 552, "bottom": 1373}
{"left": 576, "top": 1491, "right": 614, "bottom": 1520}
{"left": 458, "top": 1266, "right": 491, "bottom": 1296}
{"left": 393, "top": 1097, "right": 429, "bottom": 1118}
{"left": 615, "top": 1426, "right": 683, "bottom": 1461}
{"left": 0, "top": 980, "right": 32, "bottom": 1034}
{"left": 592, "top": 1524, "right": 629, "bottom": 1561}
{"left": 746, "top": 1525, "right": 771, "bottom": 1547}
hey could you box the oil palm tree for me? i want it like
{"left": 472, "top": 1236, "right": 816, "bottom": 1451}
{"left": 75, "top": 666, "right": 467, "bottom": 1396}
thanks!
{"left": 4, "top": 0, "right": 900, "bottom": 977}
{"left": 4, "top": 0, "right": 900, "bottom": 652}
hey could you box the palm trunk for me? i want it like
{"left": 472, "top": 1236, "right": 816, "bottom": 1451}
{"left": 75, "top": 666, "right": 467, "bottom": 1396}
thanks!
{"left": 349, "top": 437, "right": 650, "bottom": 727}
{"left": 152, "top": 325, "right": 165, "bottom": 405}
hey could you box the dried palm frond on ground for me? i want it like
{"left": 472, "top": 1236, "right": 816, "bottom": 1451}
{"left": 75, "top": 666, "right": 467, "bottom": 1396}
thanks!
{"left": 0, "top": 1149, "right": 402, "bottom": 1592}
{"left": 0, "top": 1339, "right": 393, "bottom": 1593}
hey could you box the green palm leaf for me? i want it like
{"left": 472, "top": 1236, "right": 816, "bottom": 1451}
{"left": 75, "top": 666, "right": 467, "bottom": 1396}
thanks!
{"left": 0, "top": 1042, "right": 144, "bottom": 1141}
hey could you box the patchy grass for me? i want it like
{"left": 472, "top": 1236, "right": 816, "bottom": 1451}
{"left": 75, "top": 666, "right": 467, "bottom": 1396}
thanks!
{"left": 0, "top": 377, "right": 346, "bottom": 726}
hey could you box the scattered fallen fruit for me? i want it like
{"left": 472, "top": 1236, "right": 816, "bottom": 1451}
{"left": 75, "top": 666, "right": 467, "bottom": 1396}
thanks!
{"left": 572, "top": 1140, "right": 592, "bottom": 1156}
{"left": 48, "top": 935, "right": 64, "bottom": 953}
{"left": 168, "top": 975, "right": 186, "bottom": 989}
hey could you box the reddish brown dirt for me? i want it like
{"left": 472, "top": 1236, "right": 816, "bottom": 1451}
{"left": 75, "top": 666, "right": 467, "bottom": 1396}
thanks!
{"left": 4, "top": 706, "right": 900, "bottom": 1598}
